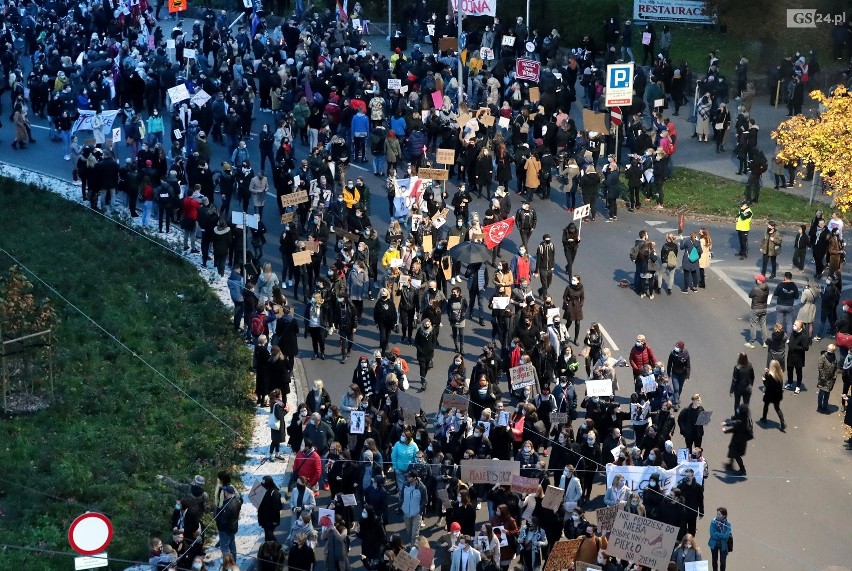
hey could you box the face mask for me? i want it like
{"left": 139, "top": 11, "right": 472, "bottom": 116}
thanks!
{"left": 570, "top": 278, "right": 578, "bottom": 286}
{"left": 474, "top": 431, "right": 482, "bottom": 437}
{"left": 452, "top": 531, "right": 460, "bottom": 538}
{"left": 586, "top": 438, "right": 595, "bottom": 446}
{"left": 649, "top": 454, "right": 656, "bottom": 461}
{"left": 454, "top": 359, "right": 461, "bottom": 365}
{"left": 337, "top": 297, "right": 344, "bottom": 303}
{"left": 631, "top": 500, "right": 639, "bottom": 506}
{"left": 401, "top": 436, "right": 407, "bottom": 443}
{"left": 571, "top": 514, "right": 580, "bottom": 522}
{"left": 300, "top": 411, "right": 307, "bottom": 417}
{"left": 636, "top": 342, "right": 644, "bottom": 348}
{"left": 175, "top": 502, "right": 181, "bottom": 510}
{"left": 580, "top": 422, "right": 587, "bottom": 430}
{"left": 427, "top": 444, "right": 433, "bottom": 451}
{"left": 193, "top": 564, "right": 203, "bottom": 570}
{"left": 673, "top": 347, "right": 681, "bottom": 353}
{"left": 362, "top": 510, "right": 368, "bottom": 518}
{"left": 524, "top": 446, "right": 532, "bottom": 453}
{"left": 456, "top": 413, "right": 465, "bottom": 420}
{"left": 649, "top": 481, "right": 657, "bottom": 487}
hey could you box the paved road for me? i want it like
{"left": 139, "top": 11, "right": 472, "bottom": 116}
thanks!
{"left": 2, "top": 30, "right": 851, "bottom": 571}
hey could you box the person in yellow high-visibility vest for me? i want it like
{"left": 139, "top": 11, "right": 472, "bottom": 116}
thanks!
{"left": 735, "top": 201, "right": 753, "bottom": 259}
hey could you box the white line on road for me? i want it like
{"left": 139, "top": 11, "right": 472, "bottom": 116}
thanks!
{"left": 30, "top": 124, "right": 50, "bottom": 130}
{"left": 599, "top": 324, "right": 619, "bottom": 351}
{"left": 710, "top": 265, "right": 751, "bottom": 306}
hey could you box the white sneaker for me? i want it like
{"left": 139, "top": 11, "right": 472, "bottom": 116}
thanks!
{"left": 649, "top": 293, "right": 655, "bottom": 299}
{"left": 64, "top": 154, "right": 71, "bottom": 160}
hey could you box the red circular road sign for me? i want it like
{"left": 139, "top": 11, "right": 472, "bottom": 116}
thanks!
{"left": 68, "top": 512, "right": 113, "bottom": 556}
{"left": 610, "top": 106, "right": 623, "bottom": 126}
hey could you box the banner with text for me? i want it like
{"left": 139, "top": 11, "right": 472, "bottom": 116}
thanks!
{"left": 632, "top": 0, "right": 714, "bottom": 24}
{"left": 605, "top": 461, "right": 706, "bottom": 493}
{"left": 450, "top": 0, "right": 497, "bottom": 17}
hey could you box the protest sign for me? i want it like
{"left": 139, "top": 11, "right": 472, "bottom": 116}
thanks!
{"left": 460, "top": 459, "right": 520, "bottom": 485}
{"left": 585, "top": 379, "right": 613, "bottom": 397}
{"left": 529, "top": 86, "right": 540, "bottom": 102}
{"left": 280, "top": 212, "right": 295, "bottom": 224}
{"left": 501, "top": 35, "right": 516, "bottom": 46}
{"left": 436, "top": 149, "right": 456, "bottom": 164}
{"left": 480, "top": 47, "right": 495, "bottom": 60}
{"left": 498, "top": 116, "right": 511, "bottom": 129}
{"left": 248, "top": 479, "right": 265, "bottom": 509}
{"left": 511, "top": 476, "right": 540, "bottom": 495}
{"left": 168, "top": 0, "right": 187, "bottom": 13}
{"left": 480, "top": 115, "right": 495, "bottom": 127}
{"left": 542, "top": 486, "right": 564, "bottom": 512}
{"left": 582, "top": 109, "right": 608, "bottom": 135}
{"left": 542, "top": 539, "right": 583, "bottom": 571}
{"left": 607, "top": 511, "right": 678, "bottom": 571}
{"left": 183, "top": 48, "right": 196, "bottom": 60}
{"left": 292, "top": 251, "right": 312, "bottom": 266}
{"left": 438, "top": 37, "right": 458, "bottom": 52}
{"left": 510, "top": 363, "right": 537, "bottom": 390}
{"left": 606, "top": 461, "right": 707, "bottom": 493}
{"left": 394, "top": 551, "right": 420, "bottom": 571}
{"left": 642, "top": 32, "right": 652, "bottom": 45}
{"left": 341, "top": 493, "right": 358, "bottom": 506}
{"left": 685, "top": 562, "right": 709, "bottom": 571}
{"left": 431, "top": 90, "right": 445, "bottom": 109}
{"left": 397, "top": 390, "right": 422, "bottom": 425}
{"left": 450, "top": 0, "right": 497, "bottom": 17}
{"left": 350, "top": 411, "right": 365, "bottom": 434}
{"left": 280, "top": 190, "right": 309, "bottom": 208}
{"left": 335, "top": 228, "right": 360, "bottom": 242}
{"left": 191, "top": 89, "right": 211, "bottom": 107}
{"left": 515, "top": 58, "right": 541, "bottom": 82}
{"left": 166, "top": 83, "right": 191, "bottom": 104}
{"left": 421, "top": 234, "right": 433, "bottom": 253}
{"left": 594, "top": 505, "right": 619, "bottom": 532}
{"left": 575, "top": 563, "right": 602, "bottom": 571}
{"left": 388, "top": 78, "right": 402, "bottom": 90}
{"left": 641, "top": 375, "right": 658, "bottom": 393}
{"left": 416, "top": 547, "right": 434, "bottom": 569}
{"left": 497, "top": 410, "right": 511, "bottom": 426}
{"left": 521, "top": 502, "right": 535, "bottom": 522}
{"left": 303, "top": 240, "right": 321, "bottom": 253}
{"left": 447, "top": 235, "right": 461, "bottom": 250}
{"left": 318, "top": 508, "right": 336, "bottom": 528}
{"left": 418, "top": 168, "right": 449, "bottom": 181}
{"left": 550, "top": 412, "right": 569, "bottom": 425}
{"left": 441, "top": 392, "right": 469, "bottom": 411}
{"left": 677, "top": 448, "right": 690, "bottom": 463}
{"left": 71, "top": 109, "right": 119, "bottom": 135}
{"left": 112, "top": 128, "right": 122, "bottom": 143}
{"left": 695, "top": 410, "right": 713, "bottom": 425}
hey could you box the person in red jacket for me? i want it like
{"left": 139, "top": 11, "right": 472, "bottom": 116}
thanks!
{"left": 290, "top": 438, "right": 323, "bottom": 491}
{"left": 629, "top": 334, "right": 657, "bottom": 386}
{"left": 181, "top": 186, "right": 202, "bottom": 253}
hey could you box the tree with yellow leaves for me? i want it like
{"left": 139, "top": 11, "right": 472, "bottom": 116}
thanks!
{"left": 772, "top": 86, "right": 852, "bottom": 210}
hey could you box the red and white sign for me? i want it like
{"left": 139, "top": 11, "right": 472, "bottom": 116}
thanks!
{"left": 483, "top": 218, "right": 515, "bottom": 249}
{"left": 610, "top": 106, "right": 622, "bottom": 126}
{"left": 515, "top": 58, "right": 541, "bottom": 83}
{"left": 450, "top": 0, "right": 497, "bottom": 17}
{"left": 68, "top": 513, "right": 114, "bottom": 556}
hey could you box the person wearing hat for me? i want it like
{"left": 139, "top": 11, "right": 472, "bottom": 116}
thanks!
{"left": 156, "top": 473, "right": 209, "bottom": 524}
{"left": 759, "top": 221, "right": 782, "bottom": 279}
{"left": 735, "top": 201, "right": 753, "bottom": 259}
{"left": 745, "top": 274, "right": 769, "bottom": 348}
{"left": 213, "top": 484, "right": 242, "bottom": 557}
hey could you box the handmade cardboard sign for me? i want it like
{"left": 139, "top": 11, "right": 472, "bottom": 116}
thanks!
{"left": 511, "top": 476, "right": 540, "bottom": 495}
{"left": 418, "top": 168, "right": 450, "bottom": 181}
{"left": 695, "top": 410, "right": 713, "bottom": 425}
{"left": 397, "top": 390, "right": 422, "bottom": 425}
{"left": 438, "top": 37, "right": 458, "bottom": 52}
{"left": 422, "top": 234, "right": 433, "bottom": 252}
{"left": 529, "top": 87, "right": 540, "bottom": 102}
{"left": 292, "top": 251, "right": 312, "bottom": 266}
{"left": 394, "top": 550, "right": 420, "bottom": 571}
{"left": 436, "top": 148, "right": 456, "bottom": 164}
{"left": 248, "top": 479, "right": 265, "bottom": 509}
{"left": 550, "top": 412, "right": 570, "bottom": 425}
{"left": 582, "top": 109, "right": 608, "bottom": 135}
{"left": 460, "top": 459, "right": 520, "bottom": 485}
{"left": 280, "top": 212, "right": 295, "bottom": 224}
{"left": 595, "top": 505, "right": 619, "bottom": 532}
{"left": 303, "top": 240, "right": 321, "bottom": 253}
{"left": 447, "top": 235, "right": 461, "bottom": 250}
{"left": 606, "top": 511, "right": 678, "bottom": 571}
{"left": 542, "top": 538, "right": 583, "bottom": 571}
{"left": 441, "top": 392, "right": 468, "bottom": 411}
{"left": 542, "top": 485, "right": 564, "bottom": 511}
{"left": 510, "top": 363, "right": 537, "bottom": 390}
{"left": 280, "top": 190, "right": 309, "bottom": 208}
{"left": 480, "top": 115, "right": 495, "bottom": 127}
{"left": 388, "top": 79, "right": 402, "bottom": 90}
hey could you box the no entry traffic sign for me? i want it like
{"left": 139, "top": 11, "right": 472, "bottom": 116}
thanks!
{"left": 610, "top": 106, "right": 623, "bottom": 126}
{"left": 68, "top": 512, "right": 114, "bottom": 556}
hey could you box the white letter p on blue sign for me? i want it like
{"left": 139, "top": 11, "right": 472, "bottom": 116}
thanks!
{"left": 609, "top": 67, "right": 630, "bottom": 89}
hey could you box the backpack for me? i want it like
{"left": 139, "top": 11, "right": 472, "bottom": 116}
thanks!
{"left": 688, "top": 243, "right": 700, "bottom": 263}
{"left": 753, "top": 149, "right": 768, "bottom": 174}
{"left": 251, "top": 312, "right": 266, "bottom": 337}
{"left": 630, "top": 243, "right": 642, "bottom": 262}
{"left": 666, "top": 249, "right": 677, "bottom": 269}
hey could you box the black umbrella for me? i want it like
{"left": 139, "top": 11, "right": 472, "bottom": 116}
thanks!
{"left": 449, "top": 240, "right": 490, "bottom": 265}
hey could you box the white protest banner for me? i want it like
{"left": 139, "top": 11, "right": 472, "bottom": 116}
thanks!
{"left": 460, "top": 459, "right": 520, "bottom": 485}
{"left": 585, "top": 379, "right": 613, "bottom": 397}
{"left": 450, "top": 0, "right": 497, "bottom": 17}
{"left": 191, "top": 89, "right": 211, "bottom": 107}
{"left": 341, "top": 493, "right": 358, "bottom": 506}
{"left": 510, "top": 363, "right": 537, "bottom": 390}
{"left": 71, "top": 109, "right": 120, "bottom": 134}
{"left": 387, "top": 78, "right": 402, "bottom": 90}
{"left": 606, "top": 461, "right": 706, "bottom": 493}
{"left": 498, "top": 116, "right": 510, "bottom": 129}
{"left": 685, "top": 563, "right": 710, "bottom": 571}
{"left": 183, "top": 48, "right": 196, "bottom": 60}
{"left": 350, "top": 411, "right": 365, "bottom": 433}
{"left": 607, "top": 511, "right": 678, "bottom": 571}
{"left": 166, "top": 83, "right": 192, "bottom": 105}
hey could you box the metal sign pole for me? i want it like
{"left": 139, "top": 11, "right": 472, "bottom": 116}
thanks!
{"left": 242, "top": 211, "right": 247, "bottom": 285}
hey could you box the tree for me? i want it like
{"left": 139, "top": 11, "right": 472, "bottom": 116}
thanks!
{"left": 772, "top": 86, "right": 852, "bottom": 209}
{"left": 0, "top": 266, "right": 55, "bottom": 338}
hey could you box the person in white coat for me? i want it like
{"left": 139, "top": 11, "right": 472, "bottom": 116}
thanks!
{"left": 450, "top": 537, "right": 481, "bottom": 571}
{"left": 560, "top": 465, "right": 583, "bottom": 511}
{"left": 604, "top": 474, "right": 629, "bottom": 506}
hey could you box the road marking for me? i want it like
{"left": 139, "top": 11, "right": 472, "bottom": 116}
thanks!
{"left": 709, "top": 265, "right": 751, "bottom": 306}
{"left": 266, "top": 192, "right": 277, "bottom": 198}
{"left": 599, "top": 323, "right": 619, "bottom": 351}
{"left": 31, "top": 124, "right": 50, "bottom": 130}
{"left": 644, "top": 220, "right": 664, "bottom": 226}
{"left": 349, "top": 163, "right": 369, "bottom": 172}
{"left": 656, "top": 227, "right": 677, "bottom": 234}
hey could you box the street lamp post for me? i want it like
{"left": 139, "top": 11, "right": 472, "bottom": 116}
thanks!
{"left": 387, "top": 0, "right": 392, "bottom": 41}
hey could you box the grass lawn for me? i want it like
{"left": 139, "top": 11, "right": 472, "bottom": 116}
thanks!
{"left": 664, "top": 167, "right": 821, "bottom": 224}
{"left": 0, "top": 178, "right": 253, "bottom": 570}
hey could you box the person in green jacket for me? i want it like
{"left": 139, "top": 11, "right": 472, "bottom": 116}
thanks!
{"left": 292, "top": 97, "right": 311, "bottom": 145}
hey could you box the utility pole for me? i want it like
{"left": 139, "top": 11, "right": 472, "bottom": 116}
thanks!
{"left": 456, "top": 4, "right": 464, "bottom": 107}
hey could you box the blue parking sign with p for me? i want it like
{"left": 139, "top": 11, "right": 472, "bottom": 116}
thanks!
{"left": 608, "top": 65, "right": 631, "bottom": 89}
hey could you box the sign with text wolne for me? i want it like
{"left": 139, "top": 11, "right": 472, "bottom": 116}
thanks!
{"left": 607, "top": 511, "right": 678, "bottom": 571}
{"left": 460, "top": 459, "right": 520, "bottom": 485}
{"left": 515, "top": 58, "right": 541, "bottom": 82}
